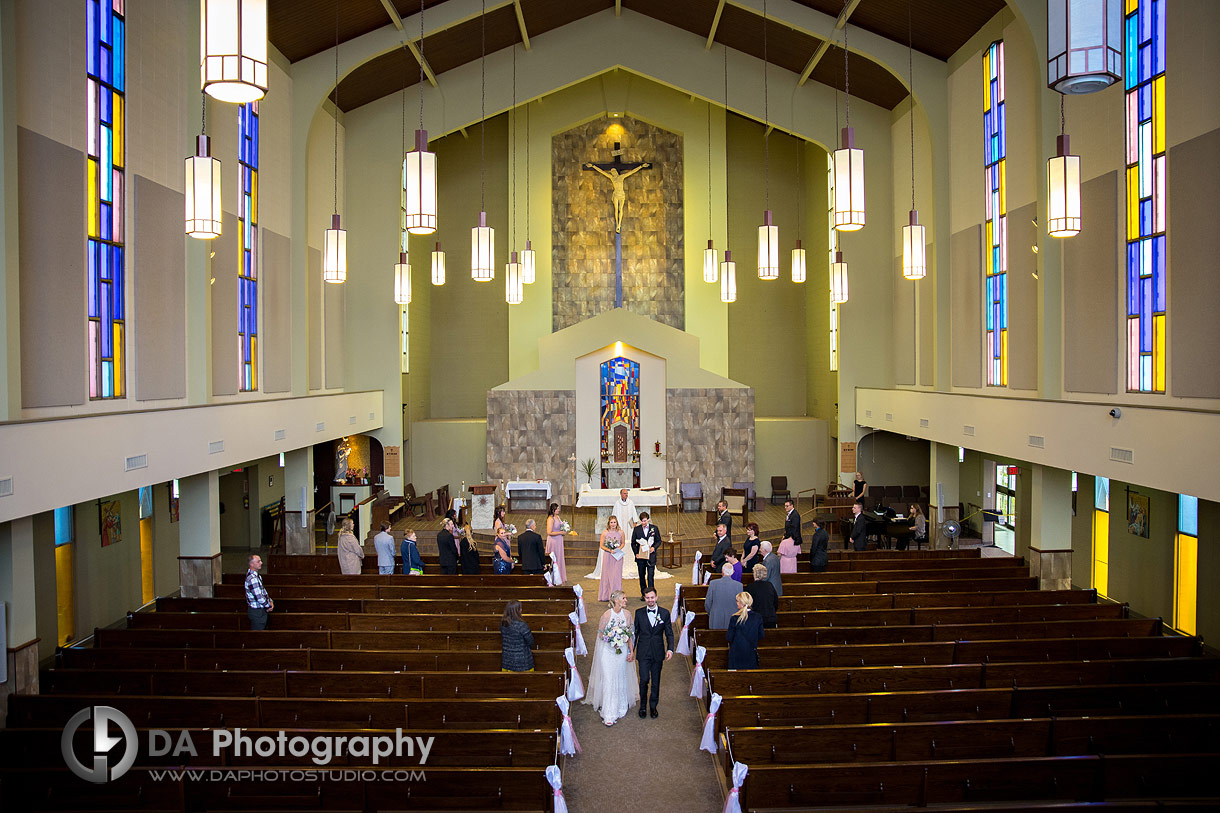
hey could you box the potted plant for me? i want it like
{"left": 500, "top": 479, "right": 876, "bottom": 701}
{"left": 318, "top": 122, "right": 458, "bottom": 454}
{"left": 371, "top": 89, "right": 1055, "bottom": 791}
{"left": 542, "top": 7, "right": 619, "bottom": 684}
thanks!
{"left": 580, "top": 458, "right": 598, "bottom": 489}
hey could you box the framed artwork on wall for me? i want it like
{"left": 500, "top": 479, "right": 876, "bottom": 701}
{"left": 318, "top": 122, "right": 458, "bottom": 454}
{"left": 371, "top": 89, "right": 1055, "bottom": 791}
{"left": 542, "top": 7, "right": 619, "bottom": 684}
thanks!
{"left": 1126, "top": 491, "right": 1150, "bottom": 539}
{"left": 99, "top": 500, "right": 122, "bottom": 547}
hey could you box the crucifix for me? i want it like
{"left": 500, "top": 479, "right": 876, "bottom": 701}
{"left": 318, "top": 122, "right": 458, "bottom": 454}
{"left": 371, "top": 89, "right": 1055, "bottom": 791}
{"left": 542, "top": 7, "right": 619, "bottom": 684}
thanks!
{"left": 583, "top": 141, "right": 652, "bottom": 308}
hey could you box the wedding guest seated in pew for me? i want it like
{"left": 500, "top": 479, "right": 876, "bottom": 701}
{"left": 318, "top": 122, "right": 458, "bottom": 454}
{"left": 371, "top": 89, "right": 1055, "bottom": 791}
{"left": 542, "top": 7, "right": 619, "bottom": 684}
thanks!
{"left": 374, "top": 522, "right": 396, "bottom": 575}
{"left": 401, "top": 528, "right": 424, "bottom": 575}
{"left": 500, "top": 600, "right": 535, "bottom": 673}
{"left": 337, "top": 518, "right": 364, "bottom": 575}
{"left": 760, "top": 541, "right": 783, "bottom": 597}
{"left": 244, "top": 554, "right": 273, "bottom": 630}
{"left": 726, "top": 592, "right": 765, "bottom": 669}
{"left": 706, "top": 564, "right": 743, "bottom": 630}
{"left": 744, "top": 564, "right": 778, "bottom": 629}
{"left": 725, "top": 549, "right": 743, "bottom": 583}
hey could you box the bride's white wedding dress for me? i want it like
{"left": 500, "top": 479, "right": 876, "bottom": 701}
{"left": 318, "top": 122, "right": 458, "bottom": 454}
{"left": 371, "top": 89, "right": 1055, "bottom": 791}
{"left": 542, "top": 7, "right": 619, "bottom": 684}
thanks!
{"left": 581, "top": 608, "right": 640, "bottom": 725}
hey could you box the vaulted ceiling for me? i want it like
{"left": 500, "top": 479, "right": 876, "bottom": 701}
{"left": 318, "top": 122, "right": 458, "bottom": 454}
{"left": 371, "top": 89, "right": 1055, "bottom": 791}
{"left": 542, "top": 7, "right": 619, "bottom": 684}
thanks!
{"left": 269, "top": 0, "right": 1007, "bottom": 113}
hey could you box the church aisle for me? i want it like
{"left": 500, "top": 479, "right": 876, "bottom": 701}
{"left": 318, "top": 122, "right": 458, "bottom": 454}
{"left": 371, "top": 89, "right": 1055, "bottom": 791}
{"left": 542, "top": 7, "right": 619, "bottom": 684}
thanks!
{"left": 562, "top": 570, "right": 723, "bottom": 812}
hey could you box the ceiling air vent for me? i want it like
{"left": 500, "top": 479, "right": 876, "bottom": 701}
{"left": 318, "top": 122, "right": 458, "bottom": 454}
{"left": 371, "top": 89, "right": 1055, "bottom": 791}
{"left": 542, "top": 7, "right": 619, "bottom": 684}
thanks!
{"left": 1110, "top": 447, "right": 1135, "bottom": 464}
{"left": 865, "top": 409, "right": 872, "bottom": 418}
{"left": 316, "top": 422, "right": 326, "bottom": 432}
{"left": 349, "top": 416, "right": 357, "bottom": 425}
{"left": 963, "top": 425, "right": 976, "bottom": 436}
{"left": 919, "top": 419, "right": 929, "bottom": 428}
{"left": 0, "top": 477, "right": 12, "bottom": 497}
{"left": 124, "top": 454, "right": 148, "bottom": 472}
{"left": 274, "top": 429, "right": 286, "bottom": 441}
{"left": 885, "top": 413, "right": 894, "bottom": 422}
{"left": 208, "top": 440, "right": 225, "bottom": 454}
{"left": 1028, "top": 436, "right": 1045, "bottom": 449}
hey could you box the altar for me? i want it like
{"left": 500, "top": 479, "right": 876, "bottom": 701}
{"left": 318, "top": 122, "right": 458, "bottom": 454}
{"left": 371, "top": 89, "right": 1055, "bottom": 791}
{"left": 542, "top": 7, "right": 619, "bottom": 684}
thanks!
{"left": 577, "top": 485, "right": 673, "bottom": 533}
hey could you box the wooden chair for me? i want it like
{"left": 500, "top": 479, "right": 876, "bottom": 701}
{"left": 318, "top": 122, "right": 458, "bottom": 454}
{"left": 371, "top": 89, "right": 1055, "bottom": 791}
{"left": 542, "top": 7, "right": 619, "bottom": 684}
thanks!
{"left": 770, "top": 475, "right": 791, "bottom": 505}
{"left": 404, "top": 483, "right": 434, "bottom": 520}
{"left": 721, "top": 487, "right": 749, "bottom": 526}
{"left": 436, "top": 484, "right": 451, "bottom": 516}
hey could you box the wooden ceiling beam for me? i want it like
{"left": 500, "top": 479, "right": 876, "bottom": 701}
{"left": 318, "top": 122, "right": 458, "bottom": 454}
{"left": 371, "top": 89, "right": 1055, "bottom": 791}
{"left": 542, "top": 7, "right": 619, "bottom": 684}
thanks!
{"left": 797, "top": 0, "right": 863, "bottom": 87}
{"left": 706, "top": 0, "right": 727, "bottom": 49}
{"left": 379, "top": 0, "right": 405, "bottom": 31}
{"left": 513, "top": 0, "right": 531, "bottom": 51}
{"left": 404, "top": 38, "right": 438, "bottom": 88}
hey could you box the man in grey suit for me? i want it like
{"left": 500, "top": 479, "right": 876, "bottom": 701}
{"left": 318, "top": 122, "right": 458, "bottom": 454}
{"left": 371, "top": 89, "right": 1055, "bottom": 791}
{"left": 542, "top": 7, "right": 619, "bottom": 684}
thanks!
{"left": 705, "top": 564, "right": 743, "bottom": 630}
{"left": 710, "top": 523, "right": 731, "bottom": 571}
{"left": 760, "top": 540, "right": 783, "bottom": 597}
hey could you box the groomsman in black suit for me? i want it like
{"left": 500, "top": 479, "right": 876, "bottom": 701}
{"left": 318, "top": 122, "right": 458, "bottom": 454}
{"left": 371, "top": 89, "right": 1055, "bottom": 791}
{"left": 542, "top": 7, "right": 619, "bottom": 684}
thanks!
{"left": 436, "top": 518, "right": 460, "bottom": 574}
{"left": 630, "top": 511, "right": 662, "bottom": 598}
{"left": 783, "top": 498, "right": 803, "bottom": 551}
{"left": 850, "top": 501, "right": 869, "bottom": 552}
{"left": 716, "top": 500, "right": 733, "bottom": 541}
{"left": 629, "top": 588, "right": 674, "bottom": 718}
{"left": 710, "top": 523, "right": 731, "bottom": 572}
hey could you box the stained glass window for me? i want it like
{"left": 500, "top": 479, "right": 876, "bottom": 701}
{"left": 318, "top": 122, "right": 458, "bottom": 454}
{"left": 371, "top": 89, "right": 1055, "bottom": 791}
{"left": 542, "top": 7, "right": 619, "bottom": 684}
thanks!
{"left": 599, "top": 357, "right": 640, "bottom": 489}
{"left": 1174, "top": 494, "right": 1197, "bottom": 634}
{"left": 87, "top": 0, "right": 126, "bottom": 399}
{"left": 827, "top": 154, "right": 839, "bottom": 372}
{"left": 54, "top": 507, "right": 75, "bottom": 546}
{"left": 1124, "top": 0, "right": 1166, "bottom": 393}
{"left": 239, "top": 101, "right": 259, "bottom": 391}
{"left": 1092, "top": 476, "right": 1110, "bottom": 597}
{"left": 983, "top": 41, "right": 1007, "bottom": 387}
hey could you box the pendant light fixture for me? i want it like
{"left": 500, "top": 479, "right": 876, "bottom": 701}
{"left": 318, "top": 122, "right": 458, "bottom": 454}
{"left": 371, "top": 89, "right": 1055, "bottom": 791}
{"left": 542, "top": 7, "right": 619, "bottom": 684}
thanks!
{"left": 757, "top": 1, "right": 779, "bottom": 280}
{"left": 185, "top": 93, "right": 222, "bottom": 239}
{"left": 322, "top": 10, "right": 346, "bottom": 283}
{"left": 1047, "top": 95, "right": 1081, "bottom": 237}
{"left": 830, "top": 250, "right": 850, "bottom": 303}
{"left": 721, "top": 249, "right": 737, "bottom": 303}
{"left": 394, "top": 252, "right": 412, "bottom": 304}
{"left": 471, "top": 0, "right": 494, "bottom": 282}
{"left": 1047, "top": 0, "right": 1122, "bottom": 94}
{"left": 404, "top": 0, "right": 437, "bottom": 235}
{"left": 902, "top": 2, "right": 926, "bottom": 280}
{"left": 431, "top": 242, "right": 446, "bottom": 285}
{"left": 791, "top": 147, "right": 806, "bottom": 283}
{"left": 201, "top": 0, "right": 268, "bottom": 104}
{"left": 520, "top": 101, "right": 536, "bottom": 283}
{"left": 505, "top": 44, "right": 523, "bottom": 305}
{"left": 833, "top": 3, "right": 865, "bottom": 232}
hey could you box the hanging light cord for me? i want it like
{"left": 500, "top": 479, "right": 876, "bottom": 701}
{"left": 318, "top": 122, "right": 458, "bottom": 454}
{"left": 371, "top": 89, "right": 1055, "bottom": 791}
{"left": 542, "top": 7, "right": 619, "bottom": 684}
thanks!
{"left": 908, "top": 0, "right": 915, "bottom": 211}
{"left": 333, "top": 5, "right": 339, "bottom": 214}
{"left": 842, "top": 0, "right": 850, "bottom": 131}
{"left": 706, "top": 98, "right": 712, "bottom": 235}
{"left": 1060, "top": 93, "right": 1066, "bottom": 137}
{"left": 511, "top": 44, "right": 516, "bottom": 248}
{"left": 480, "top": 0, "right": 486, "bottom": 213}
{"left": 418, "top": 0, "right": 425, "bottom": 131}
{"left": 763, "top": 0, "right": 769, "bottom": 211}
{"left": 201, "top": 92, "right": 206, "bottom": 137}
{"left": 525, "top": 102, "right": 531, "bottom": 241}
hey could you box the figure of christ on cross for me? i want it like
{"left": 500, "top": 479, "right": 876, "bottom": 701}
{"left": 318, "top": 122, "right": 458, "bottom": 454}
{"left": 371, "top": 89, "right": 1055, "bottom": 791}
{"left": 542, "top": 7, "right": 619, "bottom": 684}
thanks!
{"left": 583, "top": 141, "right": 653, "bottom": 308}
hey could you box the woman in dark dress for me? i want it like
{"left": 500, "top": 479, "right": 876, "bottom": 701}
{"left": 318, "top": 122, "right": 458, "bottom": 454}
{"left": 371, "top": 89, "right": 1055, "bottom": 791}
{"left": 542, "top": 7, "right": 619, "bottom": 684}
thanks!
{"left": 725, "top": 591, "right": 765, "bottom": 669}
{"left": 852, "top": 471, "right": 869, "bottom": 506}
{"left": 740, "top": 523, "right": 762, "bottom": 572}
{"left": 743, "top": 564, "right": 778, "bottom": 628}
{"left": 458, "top": 522, "right": 481, "bottom": 574}
{"left": 809, "top": 517, "right": 830, "bottom": 573}
{"left": 500, "top": 600, "right": 535, "bottom": 672}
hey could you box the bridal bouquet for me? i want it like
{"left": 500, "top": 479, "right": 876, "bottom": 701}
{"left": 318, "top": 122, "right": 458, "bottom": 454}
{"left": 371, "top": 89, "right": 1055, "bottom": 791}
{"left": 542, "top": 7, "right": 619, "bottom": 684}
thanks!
{"left": 507, "top": 524, "right": 518, "bottom": 535}
{"left": 601, "top": 620, "right": 632, "bottom": 655}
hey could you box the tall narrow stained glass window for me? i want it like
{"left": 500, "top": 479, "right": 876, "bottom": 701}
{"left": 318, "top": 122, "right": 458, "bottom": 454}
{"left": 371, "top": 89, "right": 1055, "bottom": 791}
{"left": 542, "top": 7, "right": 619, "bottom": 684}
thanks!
{"left": 1092, "top": 476, "right": 1110, "bottom": 598}
{"left": 599, "top": 357, "right": 640, "bottom": 489}
{"left": 1124, "top": 0, "right": 1166, "bottom": 393}
{"left": 87, "top": 0, "right": 126, "bottom": 399}
{"left": 983, "top": 41, "right": 1007, "bottom": 387}
{"left": 1173, "top": 495, "right": 1197, "bottom": 635}
{"left": 827, "top": 154, "right": 839, "bottom": 372}
{"left": 239, "top": 101, "right": 260, "bottom": 391}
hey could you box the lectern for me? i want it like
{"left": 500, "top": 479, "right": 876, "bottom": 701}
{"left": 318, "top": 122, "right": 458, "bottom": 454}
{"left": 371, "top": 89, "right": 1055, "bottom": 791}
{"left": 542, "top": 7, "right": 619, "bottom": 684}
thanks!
{"left": 468, "top": 484, "right": 499, "bottom": 529}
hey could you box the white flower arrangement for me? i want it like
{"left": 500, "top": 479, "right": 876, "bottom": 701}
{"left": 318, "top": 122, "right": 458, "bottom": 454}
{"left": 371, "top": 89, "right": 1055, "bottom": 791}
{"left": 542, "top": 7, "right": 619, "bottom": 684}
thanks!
{"left": 560, "top": 520, "right": 572, "bottom": 533}
{"left": 601, "top": 619, "right": 632, "bottom": 655}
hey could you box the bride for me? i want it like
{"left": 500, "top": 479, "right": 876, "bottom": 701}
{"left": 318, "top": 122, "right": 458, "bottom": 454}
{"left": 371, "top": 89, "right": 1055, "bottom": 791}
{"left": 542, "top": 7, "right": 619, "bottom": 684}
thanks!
{"left": 582, "top": 590, "right": 640, "bottom": 726}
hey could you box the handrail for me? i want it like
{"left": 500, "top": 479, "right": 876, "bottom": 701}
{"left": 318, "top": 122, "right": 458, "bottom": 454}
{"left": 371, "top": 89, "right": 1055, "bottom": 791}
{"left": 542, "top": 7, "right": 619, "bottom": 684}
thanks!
{"left": 312, "top": 501, "right": 333, "bottom": 516}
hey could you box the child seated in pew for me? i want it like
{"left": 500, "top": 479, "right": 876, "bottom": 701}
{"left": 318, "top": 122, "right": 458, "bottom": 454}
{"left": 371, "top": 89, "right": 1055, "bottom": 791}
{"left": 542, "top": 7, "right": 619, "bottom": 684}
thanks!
{"left": 500, "top": 600, "right": 535, "bottom": 672}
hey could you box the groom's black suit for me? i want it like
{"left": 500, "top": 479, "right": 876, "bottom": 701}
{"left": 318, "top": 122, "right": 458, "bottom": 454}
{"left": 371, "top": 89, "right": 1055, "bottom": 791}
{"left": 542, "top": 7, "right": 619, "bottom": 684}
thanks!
{"left": 633, "top": 604, "right": 675, "bottom": 713}
{"left": 630, "top": 522, "right": 662, "bottom": 596}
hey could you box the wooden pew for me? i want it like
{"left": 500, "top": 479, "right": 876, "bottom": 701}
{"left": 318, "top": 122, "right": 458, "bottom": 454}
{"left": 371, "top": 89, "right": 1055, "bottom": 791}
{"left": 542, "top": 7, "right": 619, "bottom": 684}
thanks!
{"left": 681, "top": 588, "right": 1095, "bottom": 615}
{"left": 170, "top": 594, "right": 575, "bottom": 615}
{"left": 40, "top": 669, "right": 566, "bottom": 700}
{"left": 222, "top": 571, "right": 550, "bottom": 587}
{"left": 7, "top": 693, "right": 560, "bottom": 730}
{"left": 106, "top": 625, "right": 573, "bottom": 652}
{"left": 691, "top": 601, "right": 1125, "bottom": 631}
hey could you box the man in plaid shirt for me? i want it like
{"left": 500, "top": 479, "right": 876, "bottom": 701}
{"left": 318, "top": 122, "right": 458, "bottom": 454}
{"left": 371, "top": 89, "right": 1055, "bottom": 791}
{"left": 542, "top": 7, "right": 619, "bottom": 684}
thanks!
{"left": 245, "top": 554, "right": 274, "bottom": 630}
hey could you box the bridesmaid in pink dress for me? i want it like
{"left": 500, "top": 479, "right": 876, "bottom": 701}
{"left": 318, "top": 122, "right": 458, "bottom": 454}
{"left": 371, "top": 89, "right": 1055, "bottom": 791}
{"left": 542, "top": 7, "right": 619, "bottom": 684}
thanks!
{"left": 546, "top": 503, "right": 567, "bottom": 586}
{"left": 597, "top": 516, "right": 625, "bottom": 601}
{"left": 777, "top": 536, "right": 800, "bottom": 574}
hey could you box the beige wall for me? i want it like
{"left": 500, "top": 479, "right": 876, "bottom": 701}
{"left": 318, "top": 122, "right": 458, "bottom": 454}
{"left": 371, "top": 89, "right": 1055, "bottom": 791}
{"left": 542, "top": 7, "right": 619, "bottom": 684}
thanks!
{"left": 409, "top": 419, "right": 489, "bottom": 496}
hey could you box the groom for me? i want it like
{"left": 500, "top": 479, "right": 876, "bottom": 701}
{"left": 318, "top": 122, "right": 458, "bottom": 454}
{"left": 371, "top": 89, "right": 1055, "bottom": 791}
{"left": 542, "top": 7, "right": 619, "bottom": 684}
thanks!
{"left": 630, "top": 511, "right": 662, "bottom": 598}
{"left": 628, "top": 588, "right": 674, "bottom": 719}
